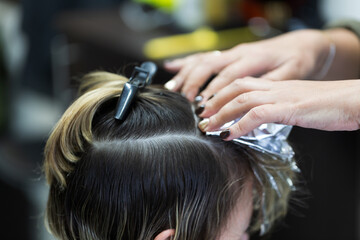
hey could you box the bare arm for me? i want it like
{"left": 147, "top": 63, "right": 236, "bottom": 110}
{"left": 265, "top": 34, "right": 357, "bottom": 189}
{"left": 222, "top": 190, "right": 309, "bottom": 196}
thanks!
{"left": 197, "top": 78, "right": 360, "bottom": 140}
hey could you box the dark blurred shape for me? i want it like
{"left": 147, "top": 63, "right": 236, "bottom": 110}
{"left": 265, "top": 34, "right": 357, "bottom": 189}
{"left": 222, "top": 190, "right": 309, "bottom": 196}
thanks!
{"left": 233, "top": 0, "right": 323, "bottom": 31}
{"left": 253, "top": 128, "right": 359, "bottom": 240}
{"left": 21, "top": 0, "right": 128, "bottom": 96}
{"left": 0, "top": 179, "right": 30, "bottom": 240}
{"left": 20, "top": 0, "right": 324, "bottom": 96}
{"left": 0, "top": 32, "right": 8, "bottom": 135}
{"left": 280, "top": 128, "right": 358, "bottom": 240}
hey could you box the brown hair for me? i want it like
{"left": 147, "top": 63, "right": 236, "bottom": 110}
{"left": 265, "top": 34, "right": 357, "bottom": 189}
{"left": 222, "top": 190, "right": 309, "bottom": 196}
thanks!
{"left": 44, "top": 71, "right": 296, "bottom": 239}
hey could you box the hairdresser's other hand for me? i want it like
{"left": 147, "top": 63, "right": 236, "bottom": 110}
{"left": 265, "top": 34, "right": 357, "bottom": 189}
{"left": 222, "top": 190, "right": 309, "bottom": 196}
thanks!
{"left": 198, "top": 77, "right": 360, "bottom": 140}
{"left": 164, "top": 29, "right": 332, "bottom": 102}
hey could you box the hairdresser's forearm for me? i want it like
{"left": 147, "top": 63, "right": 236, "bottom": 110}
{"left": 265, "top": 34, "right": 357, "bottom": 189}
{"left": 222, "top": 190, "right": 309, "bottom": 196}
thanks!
{"left": 323, "top": 28, "right": 360, "bottom": 80}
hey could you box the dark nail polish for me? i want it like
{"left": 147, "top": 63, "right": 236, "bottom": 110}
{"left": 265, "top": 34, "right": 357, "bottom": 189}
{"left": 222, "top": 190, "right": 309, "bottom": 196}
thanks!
{"left": 195, "top": 105, "right": 205, "bottom": 115}
{"left": 220, "top": 129, "right": 230, "bottom": 139}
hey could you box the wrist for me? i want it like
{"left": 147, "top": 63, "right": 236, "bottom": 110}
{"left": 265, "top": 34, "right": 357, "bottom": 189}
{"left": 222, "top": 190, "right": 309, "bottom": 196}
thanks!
{"left": 296, "top": 29, "right": 335, "bottom": 80}
{"left": 286, "top": 29, "right": 334, "bottom": 80}
{"left": 312, "top": 30, "right": 336, "bottom": 80}
{"left": 322, "top": 28, "right": 360, "bottom": 79}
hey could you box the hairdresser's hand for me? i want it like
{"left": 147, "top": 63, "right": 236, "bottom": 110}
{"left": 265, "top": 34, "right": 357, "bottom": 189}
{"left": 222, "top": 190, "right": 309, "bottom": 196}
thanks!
{"left": 197, "top": 77, "right": 360, "bottom": 140}
{"left": 164, "top": 29, "right": 332, "bottom": 102}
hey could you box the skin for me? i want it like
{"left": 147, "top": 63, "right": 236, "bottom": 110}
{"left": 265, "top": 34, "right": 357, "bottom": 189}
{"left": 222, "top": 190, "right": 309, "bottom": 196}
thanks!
{"left": 216, "top": 181, "right": 252, "bottom": 240}
{"left": 198, "top": 78, "right": 360, "bottom": 140}
{"left": 155, "top": 182, "right": 253, "bottom": 240}
{"left": 164, "top": 28, "right": 360, "bottom": 140}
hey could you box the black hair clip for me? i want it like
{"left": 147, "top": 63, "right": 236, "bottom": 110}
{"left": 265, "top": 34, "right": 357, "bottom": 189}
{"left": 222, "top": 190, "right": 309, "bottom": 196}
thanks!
{"left": 114, "top": 62, "right": 157, "bottom": 120}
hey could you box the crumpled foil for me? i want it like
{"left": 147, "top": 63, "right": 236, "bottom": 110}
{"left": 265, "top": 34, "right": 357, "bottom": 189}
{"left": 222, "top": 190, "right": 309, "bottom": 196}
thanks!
{"left": 206, "top": 121, "right": 294, "bottom": 160}
{"left": 207, "top": 121, "right": 298, "bottom": 235}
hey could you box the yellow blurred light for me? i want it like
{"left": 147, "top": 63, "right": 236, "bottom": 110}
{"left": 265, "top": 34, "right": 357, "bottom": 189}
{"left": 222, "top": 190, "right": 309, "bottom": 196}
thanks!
{"left": 133, "top": 0, "right": 177, "bottom": 12}
{"left": 144, "top": 27, "right": 258, "bottom": 60}
{"left": 144, "top": 28, "right": 219, "bottom": 59}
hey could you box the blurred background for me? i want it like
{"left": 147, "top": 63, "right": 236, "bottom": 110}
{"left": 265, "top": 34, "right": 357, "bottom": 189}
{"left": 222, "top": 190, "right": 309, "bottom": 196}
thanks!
{"left": 0, "top": 0, "right": 359, "bottom": 239}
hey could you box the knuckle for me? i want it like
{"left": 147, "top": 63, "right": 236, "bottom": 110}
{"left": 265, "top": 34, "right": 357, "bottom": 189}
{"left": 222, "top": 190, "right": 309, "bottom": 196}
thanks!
{"left": 219, "top": 68, "right": 235, "bottom": 79}
{"left": 202, "top": 56, "right": 215, "bottom": 64}
{"left": 233, "top": 78, "right": 245, "bottom": 88}
{"left": 248, "top": 106, "right": 269, "bottom": 122}
{"left": 232, "top": 77, "right": 252, "bottom": 89}
{"left": 282, "top": 105, "right": 296, "bottom": 125}
{"left": 231, "top": 122, "right": 246, "bottom": 136}
{"left": 198, "top": 63, "right": 214, "bottom": 75}
{"left": 234, "top": 93, "right": 250, "bottom": 105}
{"left": 291, "top": 58, "right": 303, "bottom": 70}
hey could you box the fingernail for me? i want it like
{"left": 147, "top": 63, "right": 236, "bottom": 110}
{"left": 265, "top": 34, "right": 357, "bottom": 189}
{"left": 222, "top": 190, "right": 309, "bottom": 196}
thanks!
{"left": 164, "top": 80, "right": 177, "bottom": 90}
{"left": 198, "top": 119, "right": 209, "bottom": 132}
{"left": 194, "top": 95, "right": 203, "bottom": 104}
{"left": 195, "top": 104, "right": 205, "bottom": 115}
{"left": 220, "top": 129, "right": 231, "bottom": 139}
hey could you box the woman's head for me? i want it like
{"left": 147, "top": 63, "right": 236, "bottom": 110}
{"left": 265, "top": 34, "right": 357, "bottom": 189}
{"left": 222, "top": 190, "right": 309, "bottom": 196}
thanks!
{"left": 44, "top": 71, "right": 296, "bottom": 240}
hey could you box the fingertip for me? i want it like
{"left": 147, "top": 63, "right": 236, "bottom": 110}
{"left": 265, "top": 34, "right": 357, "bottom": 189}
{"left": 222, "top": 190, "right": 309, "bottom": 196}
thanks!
{"left": 220, "top": 129, "right": 231, "bottom": 140}
{"left": 198, "top": 118, "right": 209, "bottom": 132}
{"left": 195, "top": 104, "right": 205, "bottom": 115}
{"left": 199, "top": 115, "right": 222, "bottom": 133}
{"left": 222, "top": 128, "right": 237, "bottom": 141}
{"left": 165, "top": 75, "right": 184, "bottom": 91}
{"left": 198, "top": 101, "right": 214, "bottom": 118}
{"left": 164, "top": 79, "right": 177, "bottom": 90}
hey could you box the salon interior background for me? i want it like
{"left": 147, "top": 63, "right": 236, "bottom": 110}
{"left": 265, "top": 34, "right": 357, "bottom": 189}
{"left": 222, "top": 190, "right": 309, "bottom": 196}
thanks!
{"left": 0, "top": 0, "right": 360, "bottom": 239}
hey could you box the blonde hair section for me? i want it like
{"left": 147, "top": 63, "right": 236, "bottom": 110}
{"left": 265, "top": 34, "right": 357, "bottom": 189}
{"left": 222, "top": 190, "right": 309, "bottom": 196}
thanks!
{"left": 44, "top": 72, "right": 128, "bottom": 188}
{"left": 249, "top": 151, "right": 296, "bottom": 233}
